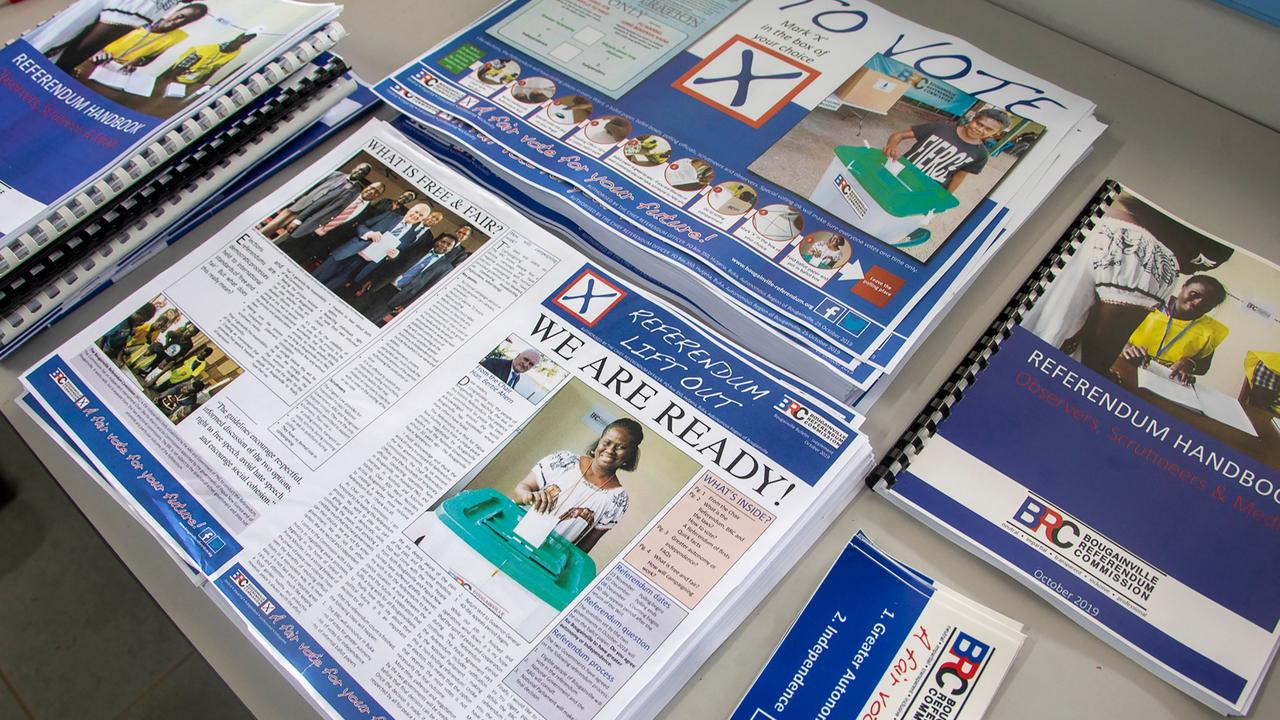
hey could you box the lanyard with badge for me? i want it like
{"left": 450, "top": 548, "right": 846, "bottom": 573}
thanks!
{"left": 1155, "top": 300, "right": 1200, "bottom": 359}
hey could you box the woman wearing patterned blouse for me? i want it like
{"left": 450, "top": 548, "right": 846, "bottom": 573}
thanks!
{"left": 512, "top": 419, "right": 644, "bottom": 553}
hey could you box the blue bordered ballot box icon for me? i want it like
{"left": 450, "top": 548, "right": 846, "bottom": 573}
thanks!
{"left": 674, "top": 35, "right": 819, "bottom": 128}
{"left": 551, "top": 269, "right": 626, "bottom": 327}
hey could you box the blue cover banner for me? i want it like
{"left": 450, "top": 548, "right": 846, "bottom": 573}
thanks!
{"left": 0, "top": 0, "right": 336, "bottom": 238}
{"left": 25, "top": 354, "right": 242, "bottom": 574}
{"left": 0, "top": 41, "right": 158, "bottom": 225}
{"left": 732, "top": 538, "right": 926, "bottom": 720}
{"left": 541, "top": 263, "right": 860, "bottom": 485}
{"left": 946, "top": 326, "right": 1280, "bottom": 629}
{"left": 215, "top": 564, "right": 392, "bottom": 720}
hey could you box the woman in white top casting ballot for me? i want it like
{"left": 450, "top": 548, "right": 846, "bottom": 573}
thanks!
{"left": 512, "top": 419, "right": 644, "bottom": 553}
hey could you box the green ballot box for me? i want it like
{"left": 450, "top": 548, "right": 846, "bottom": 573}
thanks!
{"left": 418, "top": 489, "right": 596, "bottom": 638}
{"left": 810, "top": 146, "right": 959, "bottom": 242}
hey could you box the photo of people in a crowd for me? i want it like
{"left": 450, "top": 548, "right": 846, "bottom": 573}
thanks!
{"left": 749, "top": 53, "right": 1042, "bottom": 263}
{"left": 476, "top": 335, "right": 567, "bottom": 404}
{"left": 95, "top": 295, "right": 243, "bottom": 424}
{"left": 1023, "top": 188, "right": 1280, "bottom": 463}
{"left": 402, "top": 380, "right": 699, "bottom": 638}
{"left": 23, "top": 0, "right": 325, "bottom": 118}
{"left": 256, "top": 151, "right": 491, "bottom": 326}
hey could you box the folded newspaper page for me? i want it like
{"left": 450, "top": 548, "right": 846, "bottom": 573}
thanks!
{"left": 732, "top": 532, "right": 1024, "bottom": 720}
{"left": 390, "top": 113, "right": 886, "bottom": 399}
{"left": 0, "top": 0, "right": 340, "bottom": 244}
{"left": 21, "top": 119, "right": 873, "bottom": 720}
{"left": 373, "top": 0, "right": 1098, "bottom": 385}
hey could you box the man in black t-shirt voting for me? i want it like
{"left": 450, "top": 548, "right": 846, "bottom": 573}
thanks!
{"left": 882, "top": 108, "right": 1010, "bottom": 193}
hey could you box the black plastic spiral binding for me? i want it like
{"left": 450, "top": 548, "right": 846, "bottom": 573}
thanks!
{"left": 0, "top": 57, "right": 350, "bottom": 318}
{"left": 868, "top": 179, "right": 1123, "bottom": 490}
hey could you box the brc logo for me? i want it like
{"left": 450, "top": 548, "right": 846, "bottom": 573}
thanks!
{"left": 412, "top": 69, "right": 438, "bottom": 88}
{"left": 230, "top": 570, "right": 267, "bottom": 605}
{"left": 1013, "top": 496, "right": 1079, "bottom": 548}
{"left": 774, "top": 394, "right": 809, "bottom": 421}
{"left": 934, "top": 632, "right": 990, "bottom": 696}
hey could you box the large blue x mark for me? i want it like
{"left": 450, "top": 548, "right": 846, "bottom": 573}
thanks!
{"left": 562, "top": 277, "right": 617, "bottom": 314}
{"left": 690, "top": 49, "right": 804, "bottom": 108}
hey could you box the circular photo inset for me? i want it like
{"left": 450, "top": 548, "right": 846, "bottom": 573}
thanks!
{"left": 798, "top": 231, "right": 851, "bottom": 270}
{"left": 511, "top": 77, "right": 556, "bottom": 104}
{"left": 583, "top": 115, "right": 633, "bottom": 145}
{"left": 708, "top": 181, "right": 758, "bottom": 216}
{"left": 752, "top": 204, "right": 804, "bottom": 241}
{"left": 665, "top": 158, "right": 714, "bottom": 192}
{"left": 477, "top": 58, "right": 521, "bottom": 85}
{"left": 546, "top": 95, "right": 593, "bottom": 125}
{"left": 623, "top": 134, "right": 672, "bottom": 167}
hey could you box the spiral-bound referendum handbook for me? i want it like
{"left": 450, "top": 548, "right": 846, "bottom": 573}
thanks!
{"left": 0, "top": 0, "right": 344, "bottom": 264}
{"left": 872, "top": 180, "right": 1280, "bottom": 715}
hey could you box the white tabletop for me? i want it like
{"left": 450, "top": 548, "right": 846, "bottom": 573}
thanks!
{"left": 1, "top": 1, "right": 1277, "bottom": 718}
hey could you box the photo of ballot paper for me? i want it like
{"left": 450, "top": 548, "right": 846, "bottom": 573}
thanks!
{"left": 89, "top": 63, "right": 156, "bottom": 96}
{"left": 514, "top": 509, "right": 560, "bottom": 547}
{"left": 751, "top": 204, "right": 804, "bottom": 242}
{"left": 582, "top": 115, "right": 632, "bottom": 145}
{"left": 665, "top": 158, "right": 714, "bottom": 193}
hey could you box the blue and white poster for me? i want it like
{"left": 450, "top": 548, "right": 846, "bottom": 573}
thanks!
{"left": 374, "top": 0, "right": 1095, "bottom": 375}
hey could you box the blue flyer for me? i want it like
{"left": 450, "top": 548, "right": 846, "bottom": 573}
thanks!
{"left": 732, "top": 532, "right": 1024, "bottom": 720}
{"left": 374, "top": 0, "right": 1097, "bottom": 373}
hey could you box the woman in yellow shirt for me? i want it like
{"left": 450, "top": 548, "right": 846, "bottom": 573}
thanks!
{"left": 162, "top": 31, "right": 257, "bottom": 87}
{"left": 153, "top": 346, "right": 213, "bottom": 390}
{"left": 1120, "top": 275, "right": 1229, "bottom": 385}
{"left": 77, "top": 3, "right": 208, "bottom": 77}
{"left": 121, "top": 308, "right": 177, "bottom": 357}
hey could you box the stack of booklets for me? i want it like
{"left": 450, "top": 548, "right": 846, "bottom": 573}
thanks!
{"left": 21, "top": 119, "right": 876, "bottom": 720}
{"left": 873, "top": 181, "right": 1280, "bottom": 715}
{"left": 732, "top": 532, "right": 1025, "bottom": 720}
{"left": 371, "top": 0, "right": 1105, "bottom": 402}
{"left": 0, "top": 0, "right": 370, "bottom": 354}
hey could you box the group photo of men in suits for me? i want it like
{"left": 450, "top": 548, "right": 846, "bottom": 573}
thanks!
{"left": 256, "top": 152, "right": 491, "bottom": 326}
